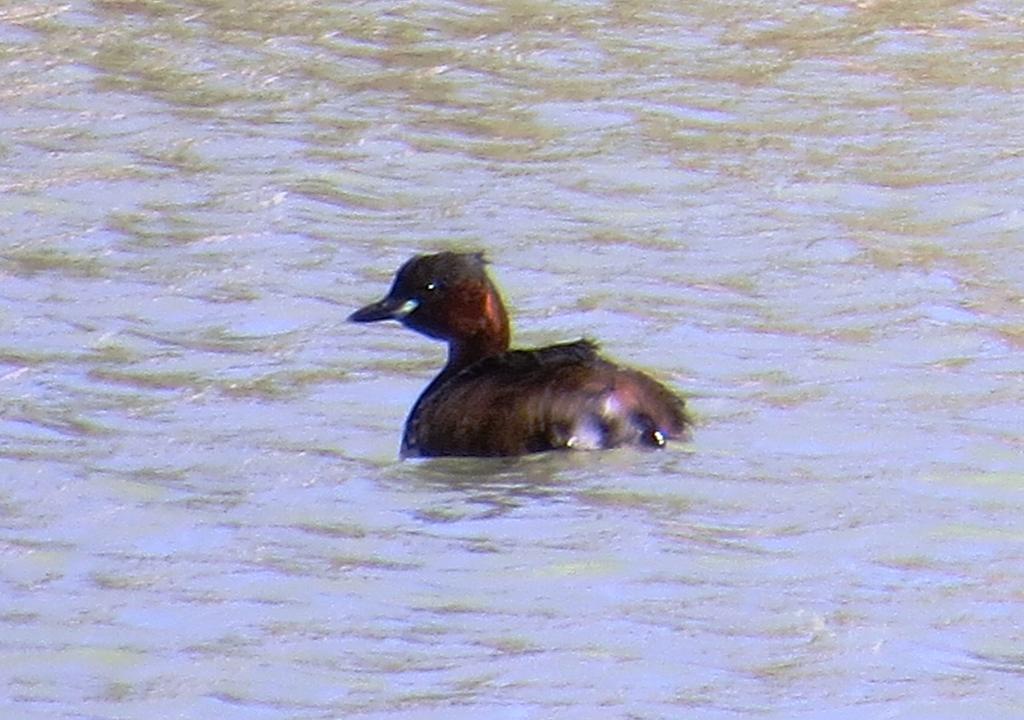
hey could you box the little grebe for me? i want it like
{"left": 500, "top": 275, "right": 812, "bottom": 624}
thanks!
{"left": 349, "top": 251, "right": 692, "bottom": 457}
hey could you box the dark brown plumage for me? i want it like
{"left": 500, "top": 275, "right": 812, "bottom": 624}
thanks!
{"left": 349, "top": 252, "right": 692, "bottom": 458}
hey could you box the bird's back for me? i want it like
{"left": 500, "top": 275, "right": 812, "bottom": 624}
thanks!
{"left": 401, "top": 340, "right": 691, "bottom": 457}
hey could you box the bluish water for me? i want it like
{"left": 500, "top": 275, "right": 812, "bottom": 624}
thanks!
{"left": 2, "top": 1, "right": 1023, "bottom": 718}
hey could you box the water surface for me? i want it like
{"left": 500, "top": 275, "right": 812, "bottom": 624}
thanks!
{"left": 2, "top": 1, "right": 1023, "bottom": 718}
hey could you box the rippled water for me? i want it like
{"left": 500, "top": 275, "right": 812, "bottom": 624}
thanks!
{"left": 3, "top": 0, "right": 1023, "bottom": 718}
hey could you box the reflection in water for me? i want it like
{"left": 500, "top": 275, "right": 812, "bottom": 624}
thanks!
{"left": 2, "top": 0, "right": 1023, "bottom": 717}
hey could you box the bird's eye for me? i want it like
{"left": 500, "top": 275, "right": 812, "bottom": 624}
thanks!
{"left": 424, "top": 281, "right": 440, "bottom": 293}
